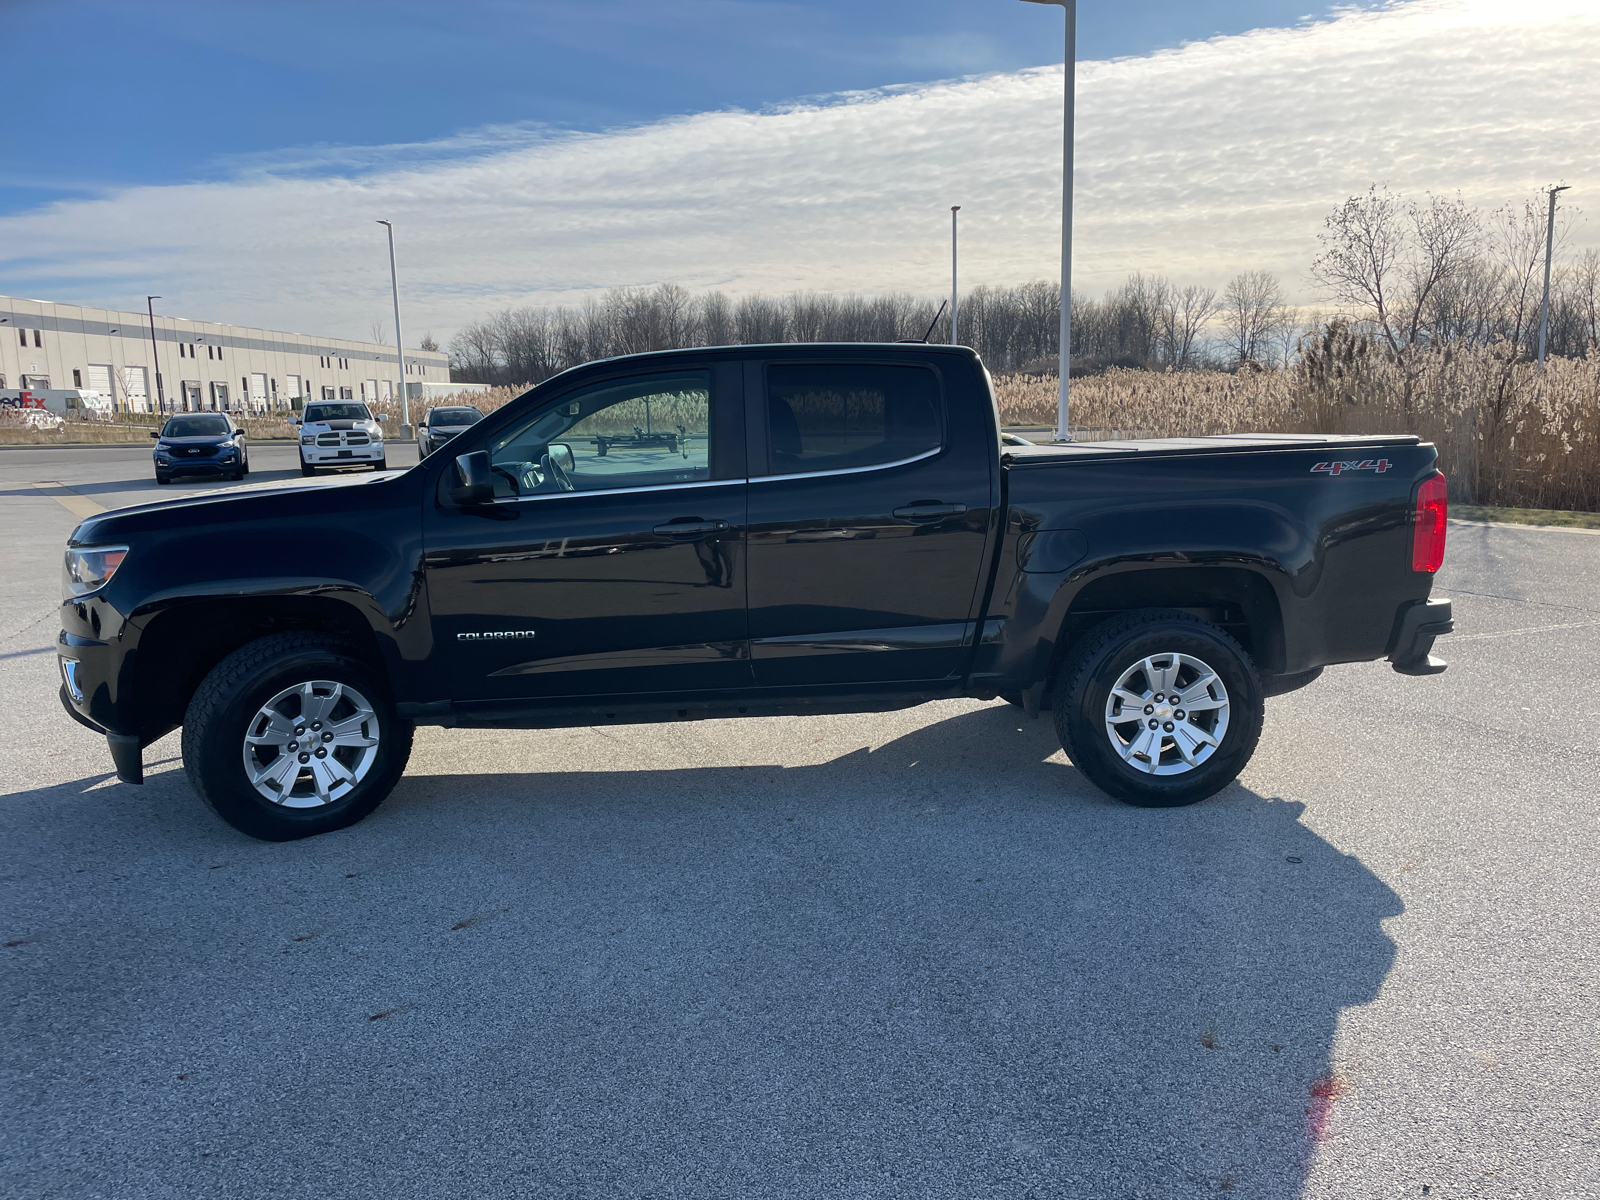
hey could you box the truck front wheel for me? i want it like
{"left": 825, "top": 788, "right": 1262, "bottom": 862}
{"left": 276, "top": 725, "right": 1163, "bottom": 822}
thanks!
{"left": 1054, "top": 610, "right": 1263, "bottom": 808}
{"left": 180, "top": 633, "right": 413, "bottom": 840}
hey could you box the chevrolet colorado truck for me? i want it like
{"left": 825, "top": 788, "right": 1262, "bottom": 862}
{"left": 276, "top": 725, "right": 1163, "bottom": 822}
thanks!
{"left": 57, "top": 344, "right": 1453, "bottom": 840}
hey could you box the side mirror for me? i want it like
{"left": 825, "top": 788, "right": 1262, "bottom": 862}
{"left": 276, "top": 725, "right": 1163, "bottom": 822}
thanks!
{"left": 548, "top": 442, "right": 576, "bottom": 473}
{"left": 149, "top": 430, "right": 160, "bottom": 439}
{"left": 288, "top": 414, "right": 300, "bottom": 425}
{"left": 448, "top": 451, "right": 495, "bottom": 506}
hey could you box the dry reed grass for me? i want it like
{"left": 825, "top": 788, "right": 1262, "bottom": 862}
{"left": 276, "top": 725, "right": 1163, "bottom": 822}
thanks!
{"left": 995, "top": 344, "right": 1600, "bottom": 511}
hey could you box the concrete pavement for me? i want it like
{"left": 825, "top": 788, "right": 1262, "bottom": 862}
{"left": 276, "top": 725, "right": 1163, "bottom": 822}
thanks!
{"left": 1, "top": 447, "right": 1595, "bottom": 1199}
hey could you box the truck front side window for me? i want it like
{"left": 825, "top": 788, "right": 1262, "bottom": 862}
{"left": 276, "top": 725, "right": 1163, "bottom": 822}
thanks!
{"left": 488, "top": 371, "right": 712, "bottom": 498}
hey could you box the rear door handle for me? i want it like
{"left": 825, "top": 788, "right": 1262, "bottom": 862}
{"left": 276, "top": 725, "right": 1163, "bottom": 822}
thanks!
{"left": 892, "top": 503, "right": 966, "bottom": 521}
{"left": 653, "top": 519, "right": 729, "bottom": 537}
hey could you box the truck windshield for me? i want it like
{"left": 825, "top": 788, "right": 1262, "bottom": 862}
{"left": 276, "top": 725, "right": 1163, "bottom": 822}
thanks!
{"left": 429, "top": 408, "right": 482, "bottom": 427}
{"left": 303, "top": 404, "right": 371, "bottom": 422}
{"left": 162, "top": 415, "right": 230, "bottom": 437}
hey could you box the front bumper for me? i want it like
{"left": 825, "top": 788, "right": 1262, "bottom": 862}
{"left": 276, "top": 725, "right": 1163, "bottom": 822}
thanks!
{"left": 157, "top": 456, "right": 237, "bottom": 477}
{"left": 301, "top": 443, "right": 384, "bottom": 464}
{"left": 58, "top": 625, "right": 151, "bottom": 785}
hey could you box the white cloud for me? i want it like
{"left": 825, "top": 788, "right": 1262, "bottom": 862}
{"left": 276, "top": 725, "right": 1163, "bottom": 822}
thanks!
{"left": 3, "top": 0, "right": 1595, "bottom": 345}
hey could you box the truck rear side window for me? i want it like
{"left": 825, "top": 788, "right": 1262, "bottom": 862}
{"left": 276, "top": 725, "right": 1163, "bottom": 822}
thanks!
{"left": 764, "top": 364, "right": 941, "bottom": 476}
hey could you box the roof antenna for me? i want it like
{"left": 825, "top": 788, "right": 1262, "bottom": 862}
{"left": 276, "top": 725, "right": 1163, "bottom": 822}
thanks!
{"left": 897, "top": 300, "right": 947, "bottom": 344}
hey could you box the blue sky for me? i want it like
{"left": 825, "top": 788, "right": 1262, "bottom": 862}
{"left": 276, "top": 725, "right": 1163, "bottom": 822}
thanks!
{"left": 9, "top": 0, "right": 1359, "bottom": 216}
{"left": 5, "top": 0, "right": 1593, "bottom": 342}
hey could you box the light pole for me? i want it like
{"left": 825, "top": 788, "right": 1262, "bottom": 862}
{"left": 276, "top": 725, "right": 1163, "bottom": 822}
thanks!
{"left": 1537, "top": 185, "right": 1570, "bottom": 371}
{"left": 1021, "top": 0, "right": 1076, "bottom": 440}
{"left": 951, "top": 205, "right": 961, "bottom": 346}
{"left": 376, "top": 220, "right": 411, "bottom": 438}
{"left": 145, "top": 296, "right": 165, "bottom": 413}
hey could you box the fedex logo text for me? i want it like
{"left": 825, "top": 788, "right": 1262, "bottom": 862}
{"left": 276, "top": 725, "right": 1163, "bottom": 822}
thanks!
{"left": 1311, "top": 459, "right": 1391, "bottom": 476}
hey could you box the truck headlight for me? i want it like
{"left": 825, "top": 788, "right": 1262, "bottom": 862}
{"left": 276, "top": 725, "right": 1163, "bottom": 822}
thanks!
{"left": 301, "top": 435, "right": 316, "bottom": 445}
{"left": 63, "top": 545, "right": 129, "bottom": 598}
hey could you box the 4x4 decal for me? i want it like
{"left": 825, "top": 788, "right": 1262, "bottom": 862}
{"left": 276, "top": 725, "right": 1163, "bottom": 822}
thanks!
{"left": 1311, "top": 459, "right": 1391, "bottom": 476}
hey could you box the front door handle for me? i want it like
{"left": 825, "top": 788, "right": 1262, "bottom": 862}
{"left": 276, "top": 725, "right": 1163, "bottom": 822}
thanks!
{"left": 892, "top": 502, "right": 966, "bottom": 521}
{"left": 653, "top": 518, "right": 729, "bottom": 537}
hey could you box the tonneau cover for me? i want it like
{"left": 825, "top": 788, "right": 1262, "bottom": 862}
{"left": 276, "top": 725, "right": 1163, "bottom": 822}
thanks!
{"left": 1003, "top": 432, "right": 1420, "bottom": 464}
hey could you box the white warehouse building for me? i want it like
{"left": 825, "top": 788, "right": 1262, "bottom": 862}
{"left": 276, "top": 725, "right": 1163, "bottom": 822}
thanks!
{"left": 0, "top": 293, "right": 450, "bottom": 413}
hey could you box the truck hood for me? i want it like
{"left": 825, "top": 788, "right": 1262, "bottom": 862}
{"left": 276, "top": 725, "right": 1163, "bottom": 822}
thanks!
{"left": 69, "top": 469, "right": 410, "bottom": 547}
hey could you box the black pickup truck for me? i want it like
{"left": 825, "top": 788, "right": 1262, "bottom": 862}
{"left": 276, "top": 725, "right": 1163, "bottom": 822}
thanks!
{"left": 57, "top": 344, "right": 1452, "bottom": 840}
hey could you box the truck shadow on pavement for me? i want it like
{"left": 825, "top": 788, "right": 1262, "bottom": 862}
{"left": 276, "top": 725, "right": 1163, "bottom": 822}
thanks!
{"left": 6, "top": 702, "right": 1399, "bottom": 1199}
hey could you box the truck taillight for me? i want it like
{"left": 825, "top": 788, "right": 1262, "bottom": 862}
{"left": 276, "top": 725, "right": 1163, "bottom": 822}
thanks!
{"left": 1412, "top": 472, "right": 1448, "bottom": 573}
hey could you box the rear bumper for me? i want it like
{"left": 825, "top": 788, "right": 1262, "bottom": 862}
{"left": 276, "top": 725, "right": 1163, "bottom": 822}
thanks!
{"left": 1388, "top": 597, "right": 1453, "bottom": 676}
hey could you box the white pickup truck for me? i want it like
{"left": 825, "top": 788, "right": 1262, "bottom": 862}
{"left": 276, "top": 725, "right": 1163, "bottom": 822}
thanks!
{"left": 291, "top": 400, "right": 388, "bottom": 474}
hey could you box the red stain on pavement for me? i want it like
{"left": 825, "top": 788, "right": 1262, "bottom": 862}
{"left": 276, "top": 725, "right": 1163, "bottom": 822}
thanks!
{"left": 1304, "top": 1075, "right": 1349, "bottom": 1143}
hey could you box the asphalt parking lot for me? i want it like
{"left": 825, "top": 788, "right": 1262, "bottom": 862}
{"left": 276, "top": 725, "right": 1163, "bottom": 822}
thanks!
{"left": 2, "top": 442, "right": 1597, "bottom": 1200}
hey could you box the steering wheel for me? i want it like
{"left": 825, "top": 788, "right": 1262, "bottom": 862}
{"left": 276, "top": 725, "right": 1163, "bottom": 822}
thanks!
{"left": 541, "top": 451, "right": 576, "bottom": 492}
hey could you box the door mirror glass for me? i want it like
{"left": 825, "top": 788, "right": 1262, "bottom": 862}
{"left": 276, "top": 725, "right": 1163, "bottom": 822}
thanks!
{"left": 548, "top": 442, "right": 576, "bottom": 473}
{"left": 448, "top": 450, "right": 495, "bottom": 506}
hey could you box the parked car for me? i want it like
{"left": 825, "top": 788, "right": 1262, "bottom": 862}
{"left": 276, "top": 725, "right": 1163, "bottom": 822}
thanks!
{"left": 150, "top": 413, "right": 249, "bottom": 484}
{"left": 293, "top": 401, "right": 385, "bottom": 475}
{"left": 58, "top": 344, "right": 1452, "bottom": 841}
{"left": 419, "top": 405, "right": 485, "bottom": 458}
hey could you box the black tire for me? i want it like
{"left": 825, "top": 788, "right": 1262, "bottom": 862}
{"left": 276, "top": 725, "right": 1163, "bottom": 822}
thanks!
{"left": 241, "top": 452, "right": 250, "bottom": 477}
{"left": 300, "top": 456, "right": 315, "bottom": 477}
{"left": 181, "top": 633, "right": 413, "bottom": 841}
{"left": 155, "top": 473, "right": 171, "bottom": 485}
{"left": 1054, "top": 609, "right": 1263, "bottom": 808}
{"left": 373, "top": 456, "right": 387, "bottom": 471}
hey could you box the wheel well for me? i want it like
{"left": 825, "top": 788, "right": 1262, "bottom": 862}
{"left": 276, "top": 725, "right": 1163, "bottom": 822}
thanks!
{"left": 1049, "top": 567, "right": 1285, "bottom": 690}
{"left": 133, "top": 596, "right": 387, "bottom": 733}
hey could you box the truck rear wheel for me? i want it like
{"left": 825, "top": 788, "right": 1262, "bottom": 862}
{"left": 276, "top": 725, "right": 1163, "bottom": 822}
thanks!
{"left": 180, "top": 633, "right": 413, "bottom": 840}
{"left": 1054, "top": 609, "right": 1263, "bottom": 808}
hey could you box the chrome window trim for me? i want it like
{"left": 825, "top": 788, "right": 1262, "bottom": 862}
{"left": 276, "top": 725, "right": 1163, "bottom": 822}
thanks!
{"left": 749, "top": 446, "right": 941, "bottom": 485}
{"left": 490, "top": 476, "right": 743, "bottom": 505}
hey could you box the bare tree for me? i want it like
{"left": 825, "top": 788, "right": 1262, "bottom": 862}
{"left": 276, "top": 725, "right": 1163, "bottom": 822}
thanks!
{"left": 370, "top": 319, "right": 388, "bottom": 346}
{"left": 1222, "top": 271, "right": 1289, "bottom": 366}
{"left": 1311, "top": 187, "right": 1479, "bottom": 352}
{"left": 1571, "top": 248, "right": 1600, "bottom": 350}
{"left": 418, "top": 332, "right": 439, "bottom": 352}
{"left": 1311, "top": 186, "right": 1479, "bottom": 405}
{"left": 1158, "top": 283, "right": 1218, "bottom": 368}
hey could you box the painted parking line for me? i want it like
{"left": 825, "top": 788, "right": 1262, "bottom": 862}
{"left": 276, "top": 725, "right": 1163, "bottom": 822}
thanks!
{"left": 31, "top": 482, "right": 107, "bottom": 520}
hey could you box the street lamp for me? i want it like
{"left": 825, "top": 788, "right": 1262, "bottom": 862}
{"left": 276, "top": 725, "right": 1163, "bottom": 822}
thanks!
{"left": 1021, "top": 0, "right": 1076, "bottom": 441}
{"left": 951, "top": 205, "right": 961, "bottom": 346}
{"left": 376, "top": 220, "right": 412, "bottom": 438}
{"left": 146, "top": 296, "right": 165, "bottom": 413}
{"left": 1537, "top": 184, "right": 1571, "bottom": 371}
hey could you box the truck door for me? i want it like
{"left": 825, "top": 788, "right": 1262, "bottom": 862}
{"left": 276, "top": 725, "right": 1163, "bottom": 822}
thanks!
{"left": 744, "top": 355, "right": 995, "bottom": 686}
{"left": 422, "top": 363, "right": 750, "bottom": 702}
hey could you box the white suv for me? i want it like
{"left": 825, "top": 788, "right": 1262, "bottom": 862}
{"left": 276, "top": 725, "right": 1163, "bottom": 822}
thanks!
{"left": 295, "top": 401, "right": 386, "bottom": 475}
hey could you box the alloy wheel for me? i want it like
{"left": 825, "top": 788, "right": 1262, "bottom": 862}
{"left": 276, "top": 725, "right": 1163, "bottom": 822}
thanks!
{"left": 241, "top": 680, "right": 381, "bottom": 806}
{"left": 1103, "top": 652, "right": 1230, "bottom": 775}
